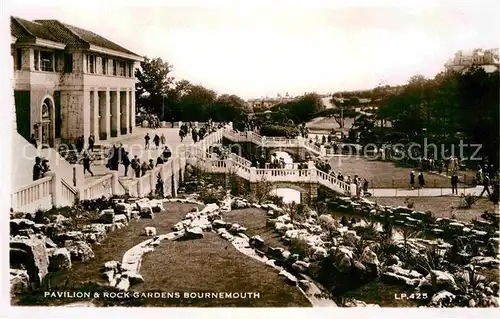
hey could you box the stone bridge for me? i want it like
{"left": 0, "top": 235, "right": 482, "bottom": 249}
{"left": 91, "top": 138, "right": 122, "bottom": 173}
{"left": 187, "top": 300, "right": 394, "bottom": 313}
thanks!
{"left": 250, "top": 181, "right": 319, "bottom": 203}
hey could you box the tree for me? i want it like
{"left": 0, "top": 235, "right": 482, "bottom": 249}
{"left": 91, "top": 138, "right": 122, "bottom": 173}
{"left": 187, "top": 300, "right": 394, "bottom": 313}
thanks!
{"left": 135, "top": 57, "right": 174, "bottom": 118}
{"left": 207, "top": 94, "right": 249, "bottom": 122}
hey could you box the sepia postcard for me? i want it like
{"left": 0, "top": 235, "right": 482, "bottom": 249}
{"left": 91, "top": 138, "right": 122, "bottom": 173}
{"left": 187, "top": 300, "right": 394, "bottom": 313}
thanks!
{"left": 2, "top": 0, "right": 499, "bottom": 318}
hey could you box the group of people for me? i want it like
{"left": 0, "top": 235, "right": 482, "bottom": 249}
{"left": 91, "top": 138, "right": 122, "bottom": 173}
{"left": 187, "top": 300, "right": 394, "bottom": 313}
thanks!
{"left": 144, "top": 133, "right": 167, "bottom": 150}
{"left": 474, "top": 164, "right": 498, "bottom": 197}
{"left": 409, "top": 171, "right": 426, "bottom": 189}
{"left": 145, "top": 114, "right": 161, "bottom": 129}
{"left": 129, "top": 146, "right": 172, "bottom": 178}
{"left": 178, "top": 120, "right": 224, "bottom": 143}
{"left": 32, "top": 156, "right": 51, "bottom": 181}
{"left": 315, "top": 158, "right": 369, "bottom": 196}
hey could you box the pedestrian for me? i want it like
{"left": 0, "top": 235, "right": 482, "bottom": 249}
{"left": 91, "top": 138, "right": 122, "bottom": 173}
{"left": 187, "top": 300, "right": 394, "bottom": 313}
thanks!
{"left": 33, "top": 157, "right": 42, "bottom": 181}
{"left": 162, "top": 146, "right": 172, "bottom": 161}
{"left": 451, "top": 171, "right": 459, "bottom": 195}
{"left": 191, "top": 127, "right": 198, "bottom": 143}
{"left": 418, "top": 172, "right": 425, "bottom": 188}
{"left": 88, "top": 134, "right": 95, "bottom": 152}
{"left": 41, "top": 159, "right": 50, "bottom": 177}
{"left": 160, "top": 133, "right": 166, "bottom": 146}
{"left": 179, "top": 128, "right": 185, "bottom": 142}
{"left": 153, "top": 134, "right": 160, "bottom": 149}
{"left": 133, "top": 159, "right": 141, "bottom": 178}
{"left": 156, "top": 155, "right": 164, "bottom": 166}
{"left": 363, "top": 179, "right": 369, "bottom": 194}
{"left": 122, "top": 151, "right": 130, "bottom": 177}
{"left": 83, "top": 153, "right": 94, "bottom": 177}
{"left": 410, "top": 171, "right": 415, "bottom": 189}
{"left": 141, "top": 161, "right": 148, "bottom": 176}
{"left": 479, "top": 174, "right": 491, "bottom": 197}
{"left": 148, "top": 159, "right": 154, "bottom": 170}
{"left": 144, "top": 133, "right": 150, "bottom": 149}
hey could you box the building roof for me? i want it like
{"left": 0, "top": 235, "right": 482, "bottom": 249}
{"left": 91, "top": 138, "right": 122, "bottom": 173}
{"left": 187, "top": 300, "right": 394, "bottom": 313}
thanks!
{"left": 11, "top": 16, "right": 141, "bottom": 59}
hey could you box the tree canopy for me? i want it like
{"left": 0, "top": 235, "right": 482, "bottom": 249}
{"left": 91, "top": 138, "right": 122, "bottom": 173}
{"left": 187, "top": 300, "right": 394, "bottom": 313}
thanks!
{"left": 135, "top": 57, "right": 249, "bottom": 122}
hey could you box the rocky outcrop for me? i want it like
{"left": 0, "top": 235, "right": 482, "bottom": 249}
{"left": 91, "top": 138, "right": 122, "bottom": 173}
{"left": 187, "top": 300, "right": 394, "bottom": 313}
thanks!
{"left": 10, "top": 236, "right": 49, "bottom": 286}
{"left": 10, "top": 269, "right": 30, "bottom": 294}
{"left": 49, "top": 248, "right": 72, "bottom": 271}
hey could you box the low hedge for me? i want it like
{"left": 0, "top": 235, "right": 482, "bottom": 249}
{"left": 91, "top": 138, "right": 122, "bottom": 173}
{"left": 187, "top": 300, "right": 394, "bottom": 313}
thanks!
{"left": 259, "top": 124, "right": 299, "bottom": 137}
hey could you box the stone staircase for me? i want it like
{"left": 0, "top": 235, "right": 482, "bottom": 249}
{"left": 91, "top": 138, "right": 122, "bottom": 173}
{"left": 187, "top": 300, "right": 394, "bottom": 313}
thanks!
{"left": 223, "top": 130, "right": 324, "bottom": 157}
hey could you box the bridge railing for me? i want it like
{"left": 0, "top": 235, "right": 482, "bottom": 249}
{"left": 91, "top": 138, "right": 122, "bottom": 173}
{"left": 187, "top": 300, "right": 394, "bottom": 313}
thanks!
{"left": 316, "top": 169, "right": 350, "bottom": 194}
{"left": 255, "top": 168, "right": 311, "bottom": 183}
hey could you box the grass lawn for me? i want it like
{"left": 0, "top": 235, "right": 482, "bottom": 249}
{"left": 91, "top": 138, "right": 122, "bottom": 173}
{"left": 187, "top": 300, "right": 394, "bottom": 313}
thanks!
{"left": 15, "top": 203, "right": 310, "bottom": 307}
{"left": 327, "top": 156, "right": 461, "bottom": 188}
{"left": 224, "top": 208, "right": 290, "bottom": 250}
{"left": 15, "top": 202, "right": 202, "bottom": 306}
{"left": 372, "top": 196, "right": 498, "bottom": 222}
{"left": 135, "top": 231, "right": 311, "bottom": 307}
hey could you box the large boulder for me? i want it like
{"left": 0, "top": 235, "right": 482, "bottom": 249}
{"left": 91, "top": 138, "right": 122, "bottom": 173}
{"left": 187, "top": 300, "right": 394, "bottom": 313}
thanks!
{"left": 292, "top": 260, "right": 310, "bottom": 273}
{"left": 279, "top": 270, "right": 298, "bottom": 286}
{"left": 49, "top": 248, "right": 72, "bottom": 271}
{"left": 229, "top": 223, "right": 247, "bottom": 233}
{"left": 149, "top": 200, "right": 163, "bottom": 212}
{"left": 430, "top": 290, "right": 455, "bottom": 307}
{"left": 99, "top": 209, "right": 115, "bottom": 224}
{"left": 10, "top": 236, "right": 49, "bottom": 286}
{"left": 359, "top": 246, "right": 380, "bottom": 276}
{"left": 10, "top": 269, "right": 30, "bottom": 294}
{"left": 10, "top": 219, "right": 36, "bottom": 236}
{"left": 185, "top": 227, "right": 204, "bottom": 239}
{"left": 137, "top": 202, "right": 154, "bottom": 218}
{"left": 419, "top": 270, "right": 457, "bottom": 291}
{"left": 54, "top": 231, "right": 84, "bottom": 245}
{"left": 249, "top": 235, "right": 265, "bottom": 248}
{"left": 276, "top": 214, "right": 292, "bottom": 224}
{"left": 113, "top": 214, "right": 128, "bottom": 225}
{"left": 65, "top": 241, "right": 95, "bottom": 262}
{"left": 81, "top": 224, "right": 107, "bottom": 244}
{"left": 212, "top": 220, "right": 227, "bottom": 229}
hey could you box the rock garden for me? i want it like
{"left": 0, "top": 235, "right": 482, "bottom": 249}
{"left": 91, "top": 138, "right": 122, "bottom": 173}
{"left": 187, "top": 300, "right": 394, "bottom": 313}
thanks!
{"left": 10, "top": 165, "right": 500, "bottom": 308}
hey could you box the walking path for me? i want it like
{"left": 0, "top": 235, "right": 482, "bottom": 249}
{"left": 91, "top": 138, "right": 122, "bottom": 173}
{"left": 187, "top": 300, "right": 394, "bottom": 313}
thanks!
{"left": 370, "top": 186, "right": 487, "bottom": 197}
{"left": 83, "top": 127, "right": 195, "bottom": 185}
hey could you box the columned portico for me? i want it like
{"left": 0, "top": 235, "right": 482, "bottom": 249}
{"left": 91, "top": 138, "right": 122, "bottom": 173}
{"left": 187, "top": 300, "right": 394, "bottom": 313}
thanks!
{"left": 110, "top": 89, "right": 120, "bottom": 137}
{"left": 91, "top": 89, "right": 99, "bottom": 138}
{"left": 130, "top": 90, "right": 135, "bottom": 133}
{"left": 98, "top": 90, "right": 111, "bottom": 140}
{"left": 121, "top": 90, "right": 128, "bottom": 135}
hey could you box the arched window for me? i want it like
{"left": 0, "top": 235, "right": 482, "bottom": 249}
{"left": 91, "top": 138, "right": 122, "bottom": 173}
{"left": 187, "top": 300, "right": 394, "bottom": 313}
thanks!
{"left": 42, "top": 101, "right": 50, "bottom": 120}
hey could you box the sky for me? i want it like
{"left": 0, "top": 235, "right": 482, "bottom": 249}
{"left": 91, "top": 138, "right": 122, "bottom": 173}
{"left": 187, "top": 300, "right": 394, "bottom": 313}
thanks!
{"left": 5, "top": 1, "right": 500, "bottom": 99}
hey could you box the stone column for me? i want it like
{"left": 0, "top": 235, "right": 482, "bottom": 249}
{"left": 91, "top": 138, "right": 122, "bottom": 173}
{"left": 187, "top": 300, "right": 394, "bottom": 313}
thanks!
{"left": 123, "top": 89, "right": 130, "bottom": 135}
{"left": 91, "top": 89, "right": 99, "bottom": 139}
{"left": 104, "top": 89, "right": 111, "bottom": 140}
{"left": 130, "top": 90, "right": 135, "bottom": 133}
{"left": 110, "top": 90, "right": 119, "bottom": 137}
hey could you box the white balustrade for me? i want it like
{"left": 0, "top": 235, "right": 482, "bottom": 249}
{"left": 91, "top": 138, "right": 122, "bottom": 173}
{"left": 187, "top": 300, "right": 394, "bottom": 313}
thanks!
{"left": 11, "top": 176, "right": 53, "bottom": 212}
{"left": 81, "top": 174, "right": 113, "bottom": 200}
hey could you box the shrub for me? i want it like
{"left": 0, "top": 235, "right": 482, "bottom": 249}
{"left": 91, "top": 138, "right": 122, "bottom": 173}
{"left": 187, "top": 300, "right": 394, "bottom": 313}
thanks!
{"left": 259, "top": 124, "right": 299, "bottom": 137}
{"left": 289, "top": 236, "right": 310, "bottom": 259}
{"left": 404, "top": 197, "right": 414, "bottom": 209}
{"left": 460, "top": 193, "right": 479, "bottom": 208}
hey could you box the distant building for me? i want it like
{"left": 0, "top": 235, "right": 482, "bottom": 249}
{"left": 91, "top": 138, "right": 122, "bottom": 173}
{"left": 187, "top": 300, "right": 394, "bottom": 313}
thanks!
{"left": 11, "top": 16, "right": 143, "bottom": 146}
{"left": 445, "top": 48, "right": 499, "bottom": 73}
{"left": 248, "top": 93, "right": 296, "bottom": 110}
